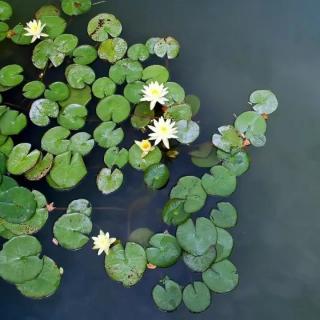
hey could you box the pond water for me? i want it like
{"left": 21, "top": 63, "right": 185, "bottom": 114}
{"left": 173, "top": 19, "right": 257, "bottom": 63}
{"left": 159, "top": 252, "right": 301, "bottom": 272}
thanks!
{"left": 1, "top": 0, "right": 320, "bottom": 319}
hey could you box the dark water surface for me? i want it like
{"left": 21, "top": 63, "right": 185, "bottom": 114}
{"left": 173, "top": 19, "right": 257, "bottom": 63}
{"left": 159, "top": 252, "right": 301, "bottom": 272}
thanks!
{"left": 1, "top": 0, "right": 320, "bottom": 319}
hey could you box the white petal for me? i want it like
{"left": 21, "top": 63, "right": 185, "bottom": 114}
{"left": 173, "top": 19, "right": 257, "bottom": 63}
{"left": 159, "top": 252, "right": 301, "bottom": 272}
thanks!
{"left": 163, "top": 138, "right": 170, "bottom": 149}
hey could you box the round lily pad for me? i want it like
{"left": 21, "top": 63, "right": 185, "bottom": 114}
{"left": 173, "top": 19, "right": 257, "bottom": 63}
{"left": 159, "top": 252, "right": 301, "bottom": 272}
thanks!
{"left": 0, "top": 175, "right": 17, "bottom": 193}
{"left": 9, "top": 23, "right": 32, "bottom": 45}
{"left": 32, "top": 190, "right": 47, "bottom": 208}
{"left": 0, "top": 1, "right": 12, "bottom": 21}
{"left": 190, "top": 143, "right": 219, "bottom": 168}
{"left": 67, "top": 199, "right": 92, "bottom": 216}
{"left": 165, "top": 82, "right": 185, "bottom": 105}
{"left": 105, "top": 242, "right": 147, "bottom": 287}
{"left": 215, "top": 227, "right": 233, "bottom": 262}
{"left": 165, "top": 103, "right": 192, "bottom": 121}
{"left": 69, "top": 132, "right": 94, "bottom": 156}
{"left": 128, "top": 228, "right": 154, "bottom": 248}
{"left": 92, "top": 77, "right": 116, "bottom": 99}
{"left": 0, "top": 64, "right": 23, "bottom": 87}
{"left": 53, "top": 212, "right": 92, "bottom": 250}
{"left": 250, "top": 90, "right": 278, "bottom": 115}
{"left": 182, "top": 282, "right": 211, "bottom": 313}
{"left": 185, "top": 95, "right": 201, "bottom": 116}
{"left": 59, "top": 85, "right": 91, "bottom": 107}
{"left": 127, "top": 43, "right": 149, "bottom": 61}
{"left": 0, "top": 108, "right": 27, "bottom": 135}
{"left": 210, "top": 202, "right": 237, "bottom": 228}
{"left": 234, "top": 111, "right": 266, "bottom": 137}
{"left": 176, "top": 120, "right": 200, "bottom": 144}
{"left": 142, "top": 65, "right": 169, "bottom": 83}
{"left": 40, "top": 15, "right": 66, "bottom": 38}
{"left": 146, "top": 233, "right": 181, "bottom": 267}
{"left": 202, "top": 260, "right": 239, "bottom": 293}
{"left": 0, "top": 136, "right": 13, "bottom": 156}
{"left": 44, "top": 82, "right": 70, "bottom": 102}
{"left": 123, "top": 81, "right": 144, "bottom": 104}
{"left": 54, "top": 33, "right": 78, "bottom": 54}
{"left": 73, "top": 44, "right": 97, "bottom": 65}
{"left": 145, "top": 37, "right": 161, "bottom": 54}
{"left": 162, "top": 198, "right": 191, "bottom": 226}
{"left": 65, "top": 64, "right": 95, "bottom": 89}
{"left": 128, "top": 144, "right": 162, "bottom": 171}
{"left": 25, "top": 153, "right": 54, "bottom": 181}
{"left": 61, "top": 0, "right": 91, "bottom": 16}
{"left": 23, "top": 81, "right": 45, "bottom": 99}
{"left": 41, "top": 126, "right": 71, "bottom": 155}
{"left": 0, "top": 21, "right": 8, "bottom": 41}
{"left": 131, "top": 101, "right": 154, "bottom": 128}
{"left": 176, "top": 218, "right": 217, "bottom": 256}
{"left": 144, "top": 163, "right": 169, "bottom": 190}
{"left": 104, "top": 147, "right": 128, "bottom": 169}
{"left": 57, "top": 103, "right": 88, "bottom": 130}
{"left": 218, "top": 150, "right": 250, "bottom": 176}
{"left": 98, "top": 37, "right": 127, "bottom": 63}
{"left": 109, "top": 58, "right": 143, "bottom": 84}
{"left": 212, "top": 125, "right": 243, "bottom": 153}
{"left": 93, "top": 121, "right": 124, "bottom": 148}
{"left": 153, "top": 37, "right": 180, "bottom": 59}
{"left": 35, "top": 4, "right": 60, "bottom": 19}
{"left": 183, "top": 246, "right": 216, "bottom": 272}
{"left": 30, "top": 98, "right": 59, "bottom": 127}
{"left": 96, "top": 168, "right": 123, "bottom": 195}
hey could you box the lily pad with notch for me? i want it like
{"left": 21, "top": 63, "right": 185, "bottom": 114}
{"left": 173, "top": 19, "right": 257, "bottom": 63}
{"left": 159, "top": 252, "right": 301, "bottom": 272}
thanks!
{"left": 127, "top": 43, "right": 149, "bottom": 61}
{"left": 93, "top": 121, "right": 124, "bottom": 149}
{"left": 73, "top": 44, "right": 97, "bottom": 65}
{"left": 183, "top": 246, "right": 216, "bottom": 272}
{"left": 98, "top": 37, "right": 127, "bottom": 63}
{"left": 131, "top": 102, "right": 154, "bottom": 129}
{"left": 25, "top": 153, "right": 54, "bottom": 181}
{"left": 97, "top": 168, "right": 123, "bottom": 195}
{"left": 29, "top": 98, "right": 59, "bottom": 127}
{"left": 250, "top": 90, "right": 278, "bottom": 115}
{"left": 176, "top": 120, "right": 200, "bottom": 144}
{"left": 109, "top": 58, "right": 143, "bottom": 85}
{"left": 23, "top": 81, "right": 45, "bottom": 99}
{"left": 69, "top": 132, "right": 94, "bottom": 156}
{"left": 142, "top": 65, "right": 169, "bottom": 84}
{"left": 41, "top": 126, "right": 70, "bottom": 155}
{"left": 61, "top": 0, "right": 91, "bottom": 16}
{"left": 128, "top": 144, "right": 162, "bottom": 171}
{"left": 0, "top": 1, "right": 12, "bottom": 21}
{"left": 144, "top": 163, "right": 169, "bottom": 190}
{"left": 217, "top": 149, "right": 250, "bottom": 176}
{"left": 44, "top": 82, "right": 70, "bottom": 102}
{"left": 92, "top": 77, "right": 116, "bottom": 99}
{"left": 66, "top": 199, "right": 92, "bottom": 217}
{"left": 104, "top": 147, "right": 128, "bottom": 169}
{"left": 65, "top": 64, "right": 95, "bottom": 89}
{"left": 0, "top": 108, "right": 27, "bottom": 135}
{"left": 183, "top": 281, "right": 211, "bottom": 313}
{"left": 215, "top": 227, "right": 233, "bottom": 262}
{"left": 162, "top": 198, "right": 191, "bottom": 226}
{"left": 123, "top": 81, "right": 144, "bottom": 104}
{"left": 210, "top": 202, "right": 237, "bottom": 228}
{"left": 57, "top": 103, "right": 88, "bottom": 130}
{"left": 0, "top": 64, "right": 23, "bottom": 87}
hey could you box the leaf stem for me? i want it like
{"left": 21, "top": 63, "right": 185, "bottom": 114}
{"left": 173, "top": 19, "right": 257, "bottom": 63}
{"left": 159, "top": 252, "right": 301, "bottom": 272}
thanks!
{"left": 92, "top": 0, "right": 107, "bottom": 6}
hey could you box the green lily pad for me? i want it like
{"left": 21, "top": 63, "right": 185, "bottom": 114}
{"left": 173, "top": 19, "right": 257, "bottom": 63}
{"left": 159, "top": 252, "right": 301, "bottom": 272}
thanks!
{"left": 96, "top": 168, "right": 123, "bottom": 194}
{"left": 109, "top": 58, "right": 143, "bottom": 84}
{"left": 128, "top": 144, "right": 162, "bottom": 171}
{"left": 93, "top": 121, "right": 124, "bottom": 149}
{"left": 53, "top": 212, "right": 92, "bottom": 250}
{"left": 127, "top": 43, "right": 149, "bottom": 61}
{"left": 218, "top": 150, "right": 250, "bottom": 176}
{"left": 40, "top": 15, "right": 66, "bottom": 38}
{"left": 23, "top": 81, "right": 45, "bottom": 99}
{"left": 0, "top": 64, "right": 23, "bottom": 87}
{"left": 0, "top": 175, "right": 18, "bottom": 193}
{"left": 144, "top": 163, "right": 169, "bottom": 190}
{"left": 57, "top": 103, "right": 88, "bottom": 130}
{"left": 128, "top": 228, "right": 154, "bottom": 248}
{"left": 65, "top": 64, "right": 95, "bottom": 89}
{"left": 185, "top": 95, "right": 201, "bottom": 116}
{"left": 0, "top": 1, "right": 12, "bottom": 21}
{"left": 165, "top": 103, "right": 192, "bottom": 121}
{"left": 92, "top": 77, "right": 116, "bottom": 99}
{"left": 104, "top": 147, "right": 128, "bottom": 169}
{"left": 44, "top": 82, "right": 70, "bottom": 102}
{"left": 35, "top": 4, "right": 60, "bottom": 19}
{"left": 9, "top": 23, "right": 32, "bottom": 45}
{"left": 98, "top": 37, "right": 127, "bottom": 63}
{"left": 25, "top": 153, "right": 53, "bottom": 181}
{"left": 212, "top": 125, "right": 243, "bottom": 153}
{"left": 105, "top": 242, "right": 147, "bottom": 287}
{"left": 69, "top": 132, "right": 94, "bottom": 156}
{"left": 210, "top": 202, "right": 237, "bottom": 228}
{"left": 176, "top": 120, "right": 199, "bottom": 144}
{"left": 66, "top": 199, "right": 92, "bottom": 216}
{"left": 146, "top": 233, "right": 181, "bottom": 267}
{"left": 190, "top": 143, "right": 220, "bottom": 168}
{"left": 87, "top": 13, "right": 122, "bottom": 42}
{"left": 41, "top": 126, "right": 71, "bottom": 155}
{"left": 49, "top": 151, "right": 87, "bottom": 189}
{"left": 73, "top": 44, "right": 97, "bottom": 65}
{"left": 201, "top": 165, "right": 237, "bottom": 197}
{"left": 61, "top": 0, "right": 91, "bottom": 16}
{"left": 7, "top": 143, "right": 41, "bottom": 175}
{"left": 215, "top": 227, "right": 233, "bottom": 262}
{"left": 153, "top": 37, "right": 180, "bottom": 59}
{"left": 165, "top": 82, "right": 185, "bottom": 105}
{"left": 142, "top": 65, "right": 169, "bottom": 83}
{"left": 0, "top": 151, "right": 6, "bottom": 174}
{"left": 234, "top": 111, "right": 266, "bottom": 138}
{"left": 145, "top": 37, "right": 161, "bottom": 54}
{"left": 183, "top": 246, "right": 216, "bottom": 272}
{"left": 170, "top": 176, "right": 206, "bottom": 213}
{"left": 182, "top": 282, "right": 211, "bottom": 313}
{"left": 250, "top": 90, "right": 278, "bottom": 115}
{"left": 0, "top": 235, "right": 43, "bottom": 284}
{"left": 123, "top": 81, "right": 144, "bottom": 104}
{"left": 16, "top": 256, "right": 61, "bottom": 299}
{"left": 202, "top": 260, "right": 239, "bottom": 293}
{"left": 96, "top": 95, "right": 130, "bottom": 123}
{"left": 176, "top": 218, "right": 217, "bottom": 256}
{"left": 0, "top": 136, "right": 13, "bottom": 156}
{"left": 59, "top": 85, "right": 91, "bottom": 108}
{"left": 131, "top": 101, "right": 154, "bottom": 128}
{"left": 162, "top": 198, "right": 191, "bottom": 226}
{"left": 32, "top": 190, "right": 47, "bottom": 208}
{"left": 0, "top": 21, "right": 8, "bottom": 41}
{"left": 0, "top": 108, "right": 27, "bottom": 135}
{"left": 54, "top": 33, "right": 78, "bottom": 54}
{"left": 29, "top": 98, "right": 59, "bottom": 127}
{"left": 152, "top": 278, "right": 182, "bottom": 312}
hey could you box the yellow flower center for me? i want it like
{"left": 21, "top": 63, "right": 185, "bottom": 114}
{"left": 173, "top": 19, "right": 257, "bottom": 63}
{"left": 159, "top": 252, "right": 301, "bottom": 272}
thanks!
{"left": 150, "top": 88, "right": 161, "bottom": 97}
{"left": 159, "top": 125, "right": 169, "bottom": 135}
{"left": 140, "top": 140, "right": 151, "bottom": 151}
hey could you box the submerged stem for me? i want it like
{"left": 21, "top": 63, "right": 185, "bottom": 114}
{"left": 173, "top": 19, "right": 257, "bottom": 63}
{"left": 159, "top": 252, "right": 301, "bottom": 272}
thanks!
{"left": 92, "top": 0, "right": 107, "bottom": 5}
{"left": 54, "top": 206, "right": 126, "bottom": 212}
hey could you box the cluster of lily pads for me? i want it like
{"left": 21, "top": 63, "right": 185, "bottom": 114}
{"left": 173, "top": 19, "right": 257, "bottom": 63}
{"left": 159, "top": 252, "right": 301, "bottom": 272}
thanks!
{"left": 0, "top": 0, "right": 279, "bottom": 314}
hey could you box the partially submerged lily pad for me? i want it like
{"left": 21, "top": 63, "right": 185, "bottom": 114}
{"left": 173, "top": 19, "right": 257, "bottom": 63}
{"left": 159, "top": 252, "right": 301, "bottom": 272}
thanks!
{"left": 66, "top": 199, "right": 92, "bottom": 217}
{"left": 61, "top": 0, "right": 91, "bottom": 16}
{"left": 97, "top": 168, "right": 123, "bottom": 195}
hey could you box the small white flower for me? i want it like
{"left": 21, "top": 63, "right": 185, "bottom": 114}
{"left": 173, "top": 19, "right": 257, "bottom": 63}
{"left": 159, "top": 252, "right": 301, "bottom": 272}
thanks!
{"left": 24, "top": 19, "right": 48, "bottom": 43}
{"left": 92, "top": 230, "right": 116, "bottom": 256}
{"left": 134, "top": 139, "right": 154, "bottom": 157}
{"left": 148, "top": 116, "right": 178, "bottom": 149}
{"left": 140, "top": 81, "right": 168, "bottom": 110}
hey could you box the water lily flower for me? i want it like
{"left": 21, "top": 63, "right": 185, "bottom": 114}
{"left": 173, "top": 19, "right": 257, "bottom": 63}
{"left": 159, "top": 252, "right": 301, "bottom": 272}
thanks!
{"left": 135, "top": 139, "right": 154, "bottom": 157}
{"left": 148, "top": 116, "right": 178, "bottom": 149}
{"left": 140, "top": 81, "right": 168, "bottom": 110}
{"left": 92, "top": 230, "right": 116, "bottom": 256}
{"left": 24, "top": 19, "right": 48, "bottom": 43}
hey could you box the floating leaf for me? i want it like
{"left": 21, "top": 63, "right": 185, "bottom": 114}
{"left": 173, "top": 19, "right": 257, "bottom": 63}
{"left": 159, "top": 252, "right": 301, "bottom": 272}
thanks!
{"left": 0, "top": 235, "right": 43, "bottom": 284}
{"left": 16, "top": 256, "right": 61, "bottom": 299}
{"left": 7, "top": 143, "right": 41, "bottom": 175}
{"left": 30, "top": 98, "right": 59, "bottom": 127}
{"left": 170, "top": 176, "right": 206, "bottom": 213}
{"left": 123, "top": 81, "right": 144, "bottom": 104}
{"left": 182, "top": 282, "right": 211, "bottom": 313}
{"left": 69, "top": 132, "right": 94, "bottom": 156}
{"left": 61, "top": 0, "right": 91, "bottom": 16}
{"left": 23, "top": 81, "right": 45, "bottom": 99}
{"left": 98, "top": 37, "right": 127, "bottom": 63}
{"left": 142, "top": 65, "right": 169, "bottom": 83}
{"left": 202, "top": 260, "right": 239, "bottom": 293}
{"left": 96, "top": 95, "right": 130, "bottom": 123}
{"left": 109, "top": 58, "right": 143, "bottom": 84}
{"left": 67, "top": 199, "right": 92, "bottom": 216}
{"left": 145, "top": 37, "right": 161, "bottom": 54}
{"left": 41, "top": 126, "right": 70, "bottom": 155}
{"left": 218, "top": 150, "right": 250, "bottom": 176}
{"left": 0, "top": 109, "right": 27, "bottom": 135}
{"left": 25, "top": 153, "right": 53, "bottom": 181}
{"left": 87, "top": 13, "right": 122, "bottom": 42}
{"left": 162, "top": 199, "right": 191, "bottom": 226}
{"left": 127, "top": 43, "right": 149, "bottom": 61}
{"left": 54, "top": 33, "right": 78, "bottom": 54}
{"left": 59, "top": 85, "right": 91, "bottom": 107}
{"left": 250, "top": 90, "right": 278, "bottom": 115}
{"left": 92, "top": 77, "right": 116, "bottom": 99}
{"left": 44, "top": 82, "right": 70, "bottom": 102}
{"left": 9, "top": 23, "right": 32, "bottom": 45}
{"left": 97, "top": 168, "right": 123, "bottom": 194}
{"left": 128, "top": 228, "right": 154, "bottom": 248}
{"left": 0, "top": 175, "right": 17, "bottom": 193}
{"left": 128, "top": 144, "right": 162, "bottom": 171}
{"left": 0, "top": 136, "right": 13, "bottom": 156}
{"left": 57, "top": 103, "right": 88, "bottom": 130}
{"left": 185, "top": 95, "right": 200, "bottom": 116}
{"left": 0, "top": 64, "right": 23, "bottom": 87}
{"left": 176, "top": 218, "right": 217, "bottom": 256}
{"left": 144, "top": 163, "right": 169, "bottom": 190}
{"left": 152, "top": 36, "right": 180, "bottom": 59}
{"left": 131, "top": 101, "right": 154, "bottom": 128}
{"left": 176, "top": 120, "right": 199, "bottom": 144}
{"left": 210, "top": 202, "right": 237, "bottom": 228}
{"left": 35, "top": 4, "right": 60, "bottom": 19}
{"left": 165, "top": 103, "right": 192, "bottom": 121}
{"left": 234, "top": 111, "right": 266, "bottom": 138}
{"left": 65, "top": 64, "right": 95, "bottom": 89}
{"left": 40, "top": 15, "right": 66, "bottom": 38}
{"left": 183, "top": 246, "right": 216, "bottom": 272}
{"left": 0, "top": 1, "right": 12, "bottom": 21}
{"left": 212, "top": 125, "right": 242, "bottom": 153}
{"left": 32, "top": 190, "right": 47, "bottom": 208}
{"left": 104, "top": 147, "right": 128, "bottom": 169}
{"left": 73, "top": 44, "right": 97, "bottom": 65}
{"left": 146, "top": 233, "right": 181, "bottom": 267}
{"left": 190, "top": 143, "right": 220, "bottom": 168}
{"left": 53, "top": 212, "right": 92, "bottom": 250}
{"left": 105, "top": 242, "right": 147, "bottom": 287}
{"left": 165, "top": 82, "right": 185, "bottom": 105}
{"left": 215, "top": 227, "right": 233, "bottom": 262}
{"left": 0, "top": 22, "right": 8, "bottom": 41}
{"left": 152, "top": 278, "right": 182, "bottom": 312}
{"left": 201, "top": 165, "right": 237, "bottom": 197}
{"left": 93, "top": 121, "right": 124, "bottom": 148}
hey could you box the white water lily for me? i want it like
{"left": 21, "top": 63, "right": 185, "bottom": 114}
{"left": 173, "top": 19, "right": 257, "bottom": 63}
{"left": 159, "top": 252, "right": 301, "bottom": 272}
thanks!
{"left": 24, "top": 19, "right": 48, "bottom": 43}
{"left": 148, "top": 116, "right": 178, "bottom": 149}
{"left": 92, "top": 230, "right": 116, "bottom": 256}
{"left": 135, "top": 139, "right": 154, "bottom": 157}
{"left": 140, "top": 81, "right": 168, "bottom": 110}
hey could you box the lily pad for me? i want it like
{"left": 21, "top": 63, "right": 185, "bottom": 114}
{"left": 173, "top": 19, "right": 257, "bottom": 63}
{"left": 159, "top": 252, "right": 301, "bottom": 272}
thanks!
{"left": 145, "top": 37, "right": 161, "bottom": 54}
{"left": 131, "top": 101, "right": 154, "bottom": 128}
{"left": 190, "top": 143, "right": 220, "bottom": 168}
{"left": 57, "top": 103, "right": 88, "bottom": 130}
{"left": 250, "top": 90, "right": 278, "bottom": 114}
{"left": 30, "top": 98, "right": 59, "bottom": 127}
{"left": 93, "top": 121, "right": 124, "bottom": 148}
{"left": 9, "top": 23, "right": 32, "bottom": 45}
{"left": 185, "top": 95, "right": 201, "bottom": 116}
{"left": 165, "top": 103, "right": 192, "bottom": 121}
{"left": 104, "top": 147, "right": 128, "bottom": 169}
{"left": 0, "top": 109, "right": 27, "bottom": 135}
{"left": 123, "top": 81, "right": 144, "bottom": 104}
{"left": 153, "top": 37, "right": 180, "bottom": 59}
{"left": 44, "top": 82, "right": 70, "bottom": 102}
{"left": 215, "top": 227, "right": 233, "bottom": 262}
{"left": 234, "top": 111, "right": 266, "bottom": 138}
{"left": 66, "top": 199, "right": 92, "bottom": 216}
{"left": 97, "top": 168, "right": 123, "bottom": 195}
{"left": 210, "top": 202, "right": 237, "bottom": 228}
{"left": 218, "top": 150, "right": 250, "bottom": 176}
{"left": 73, "top": 44, "right": 97, "bottom": 65}
{"left": 0, "top": 136, "right": 13, "bottom": 156}
{"left": 98, "top": 37, "right": 127, "bottom": 63}
{"left": 152, "top": 278, "right": 182, "bottom": 312}
{"left": 96, "top": 95, "right": 130, "bottom": 123}
{"left": 23, "top": 81, "right": 45, "bottom": 99}
{"left": 0, "top": 64, "right": 23, "bottom": 87}
{"left": 183, "top": 246, "right": 216, "bottom": 272}
{"left": 202, "top": 260, "right": 239, "bottom": 293}
{"left": 54, "top": 33, "right": 78, "bottom": 54}
{"left": 146, "top": 233, "right": 181, "bottom": 267}
{"left": 144, "top": 163, "right": 169, "bottom": 190}
{"left": 105, "top": 242, "right": 147, "bottom": 287}
{"left": 53, "top": 212, "right": 92, "bottom": 250}
{"left": 128, "top": 144, "right": 162, "bottom": 171}
{"left": 176, "top": 218, "right": 217, "bottom": 256}
{"left": 176, "top": 120, "right": 200, "bottom": 144}
{"left": 109, "top": 58, "right": 143, "bottom": 84}
{"left": 165, "top": 82, "right": 185, "bottom": 105}
{"left": 25, "top": 153, "right": 54, "bottom": 181}
{"left": 92, "top": 77, "right": 116, "bottom": 99}
{"left": 35, "top": 4, "right": 60, "bottom": 19}
{"left": 128, "top": 228, "right": 154, "bottom": 248}
{"left": 0, "top": 1, "right": 12, "bottom": 21}
{"left": 59, "top": 85, "right": 91, "bottom": 107}
{"left": 61, "top": 0, "right": 91, "bottom": 16}
{"left": 41, "top": 126, "right": 71, "bottom": 155}
{"left": 127, "top": 43, "right": 149, "bottom": 61}
{"left": 201, "top": 165, "right": 237, "bottom": 197}
{"left": 162, "top": 199, "right": 191, "bottom": 226}
{"left": 0, "top": 175, "right": 18, "bottom": 193}
{"left": 142, "top": 65, "right": 169, "bottom": 83}
{"left": 40, "top": 15, "right": 66, "bottom": 38}
{"left": 182, "top": 282, "right": 211, "bottom": 313}
{"left": 0, "top": 21, "right": 8, "bottom": 41}
{"left": 65, "top": 64, "right": 95, "bottom": 89}
{"left": 69, "top": 132, "right": 94, "bottom": 156}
